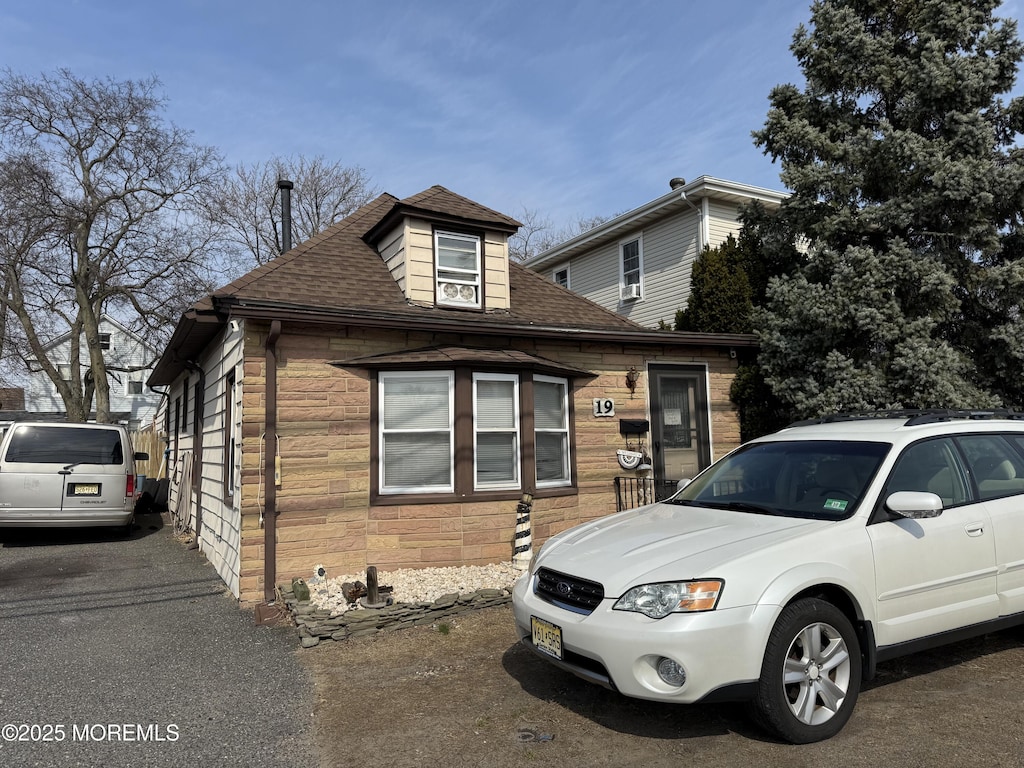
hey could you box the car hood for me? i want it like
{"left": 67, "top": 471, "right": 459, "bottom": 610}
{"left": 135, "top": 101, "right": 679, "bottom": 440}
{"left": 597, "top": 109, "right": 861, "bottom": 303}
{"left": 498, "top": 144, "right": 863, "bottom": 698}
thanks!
{"left": 533, "top": 502, "right": 827, "bottom": 597}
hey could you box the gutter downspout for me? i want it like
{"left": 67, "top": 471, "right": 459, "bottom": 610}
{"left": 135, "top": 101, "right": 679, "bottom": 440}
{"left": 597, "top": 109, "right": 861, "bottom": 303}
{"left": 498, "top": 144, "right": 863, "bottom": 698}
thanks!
{"left": 264, "top": 319, "right": 282, "bottom": 603}
{"left": 679, "top": 189, "right": 706, "bottom": 252}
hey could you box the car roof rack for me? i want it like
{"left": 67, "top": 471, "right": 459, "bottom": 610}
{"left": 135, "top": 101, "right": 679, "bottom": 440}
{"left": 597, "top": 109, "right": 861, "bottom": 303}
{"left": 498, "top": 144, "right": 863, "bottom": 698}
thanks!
{"left": 788, "top": 409, "right": 1024, "bottom": 428}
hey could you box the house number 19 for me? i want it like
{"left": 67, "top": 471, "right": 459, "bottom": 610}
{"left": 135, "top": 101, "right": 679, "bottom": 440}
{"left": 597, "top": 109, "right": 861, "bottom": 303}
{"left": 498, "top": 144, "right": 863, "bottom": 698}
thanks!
{"left": 593, "top": 398, "right": 615, "bottom": 417}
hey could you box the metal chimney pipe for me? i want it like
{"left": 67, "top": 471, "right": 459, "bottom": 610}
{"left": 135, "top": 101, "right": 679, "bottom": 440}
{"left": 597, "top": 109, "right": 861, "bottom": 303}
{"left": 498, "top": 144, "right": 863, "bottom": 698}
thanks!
{"left": 278, "top": 179, "right": 294, "bottom": 253}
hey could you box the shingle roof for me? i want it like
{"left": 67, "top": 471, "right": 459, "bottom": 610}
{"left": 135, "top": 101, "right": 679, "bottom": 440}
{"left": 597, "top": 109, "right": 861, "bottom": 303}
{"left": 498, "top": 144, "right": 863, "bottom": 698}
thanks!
{"left": 202, "top": 186, "right": 640, "bottom": 333}
{"left": 334, "top": 345, "right": 596, "bottom": 378}
{"left": 151, "top": 185, "right": 754, "bottom": 385}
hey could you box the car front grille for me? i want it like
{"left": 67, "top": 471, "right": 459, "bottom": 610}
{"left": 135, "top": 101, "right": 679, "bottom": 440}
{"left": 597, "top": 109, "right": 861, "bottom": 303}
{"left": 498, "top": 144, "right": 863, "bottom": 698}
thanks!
{"left": 534, "top": 568, "right": 605, "bottom": 614}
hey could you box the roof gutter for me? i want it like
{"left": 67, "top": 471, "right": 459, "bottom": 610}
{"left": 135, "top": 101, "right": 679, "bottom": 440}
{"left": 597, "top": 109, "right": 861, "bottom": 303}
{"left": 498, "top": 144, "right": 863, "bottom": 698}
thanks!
{"left": 524, "top": 175, "right": 787, "bottom": 270}
{"left": 225, "top": 302, "right": 758, "bottom": 348}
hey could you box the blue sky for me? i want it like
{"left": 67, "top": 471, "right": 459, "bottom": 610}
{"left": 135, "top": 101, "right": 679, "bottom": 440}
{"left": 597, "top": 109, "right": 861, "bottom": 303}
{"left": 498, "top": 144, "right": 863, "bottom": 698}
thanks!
{"left": 2, "top": 1, "right": 1022, "bottom": 229}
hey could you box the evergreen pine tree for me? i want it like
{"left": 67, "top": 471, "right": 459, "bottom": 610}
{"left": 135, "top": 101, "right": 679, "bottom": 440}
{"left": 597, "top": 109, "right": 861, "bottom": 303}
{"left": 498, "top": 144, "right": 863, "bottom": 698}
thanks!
{"left": 753, "top": 0, "right": 1024, "bottom": 416}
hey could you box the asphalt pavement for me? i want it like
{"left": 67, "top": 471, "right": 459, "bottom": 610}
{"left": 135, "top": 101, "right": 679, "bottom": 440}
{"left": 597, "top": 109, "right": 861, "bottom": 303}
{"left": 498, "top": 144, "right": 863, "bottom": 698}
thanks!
{"left": 0, "top": 512, "right": 317, "bottom": 768}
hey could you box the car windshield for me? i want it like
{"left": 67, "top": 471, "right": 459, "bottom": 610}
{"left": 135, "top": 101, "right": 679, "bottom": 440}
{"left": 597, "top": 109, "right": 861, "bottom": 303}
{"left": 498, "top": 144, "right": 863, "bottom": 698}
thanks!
{"left": 670, "top": 440, "right": 891, "bottom": 520}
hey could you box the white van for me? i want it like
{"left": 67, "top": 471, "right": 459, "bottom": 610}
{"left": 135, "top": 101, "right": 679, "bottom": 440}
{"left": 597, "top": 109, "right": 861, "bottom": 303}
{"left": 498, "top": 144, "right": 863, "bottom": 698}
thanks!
{"left": 0, "top": 421, "right": 148, "bottom": 532}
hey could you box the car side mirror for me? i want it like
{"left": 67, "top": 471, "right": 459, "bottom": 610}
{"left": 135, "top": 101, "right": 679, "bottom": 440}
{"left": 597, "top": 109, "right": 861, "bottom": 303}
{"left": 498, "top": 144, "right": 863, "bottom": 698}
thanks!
{"left": 677, "top": 478, "right": 691, "bottom": 491}
{"left": 885, "top": 490, "right": 943, "bottom": 519}
{"left": 134, "top": 452, "right": 149, "bottom": 462}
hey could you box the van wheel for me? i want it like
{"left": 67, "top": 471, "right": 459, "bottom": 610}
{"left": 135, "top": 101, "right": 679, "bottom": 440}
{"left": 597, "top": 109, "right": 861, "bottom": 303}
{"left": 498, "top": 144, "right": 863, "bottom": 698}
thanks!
{"left": 749, "top": 598, "right": 861, "bottom": 743}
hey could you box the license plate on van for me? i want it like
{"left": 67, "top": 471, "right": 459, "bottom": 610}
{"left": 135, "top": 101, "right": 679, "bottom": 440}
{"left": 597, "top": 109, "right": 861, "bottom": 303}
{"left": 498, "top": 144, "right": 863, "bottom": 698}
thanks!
{"left": 531, "top": 616, "right": 563, "bottom": 659}
{"left": 69, "top": 483, "right": 100, "bottom": 496}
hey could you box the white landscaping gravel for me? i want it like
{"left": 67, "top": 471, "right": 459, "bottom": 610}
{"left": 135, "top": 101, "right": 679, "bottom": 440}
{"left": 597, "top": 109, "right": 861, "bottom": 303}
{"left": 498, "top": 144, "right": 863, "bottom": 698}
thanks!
{"left": 308, "top": 561, "right": 525, "bottom": 616}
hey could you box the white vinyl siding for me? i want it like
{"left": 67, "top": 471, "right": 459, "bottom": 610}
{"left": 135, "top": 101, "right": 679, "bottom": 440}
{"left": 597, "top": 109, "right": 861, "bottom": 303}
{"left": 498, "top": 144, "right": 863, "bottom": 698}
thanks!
{"left": 705, "top": 199, "right": 746, "bottom": 247}
{"left": 534, "top": 375, "right": 571, "bottom": 486}
{"left": 380, "top": 371, "right": 454, "bottom": 493}
{"left": 167, "top": 320, "right": 245, "bottom": 598}
{"left": 473, "top": 373, "right": 520, "bottom": 490}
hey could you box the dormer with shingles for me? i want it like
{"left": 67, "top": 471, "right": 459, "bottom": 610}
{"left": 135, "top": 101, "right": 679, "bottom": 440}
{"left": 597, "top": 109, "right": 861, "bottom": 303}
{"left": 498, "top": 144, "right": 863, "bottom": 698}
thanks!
{"left": 363, "top": 185, "right": 520, "bottom": 312}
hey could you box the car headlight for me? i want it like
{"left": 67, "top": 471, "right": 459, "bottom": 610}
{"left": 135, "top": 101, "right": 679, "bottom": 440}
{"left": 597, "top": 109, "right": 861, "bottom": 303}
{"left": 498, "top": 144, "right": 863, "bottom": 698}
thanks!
{"left": 613, "top": 580, "right": 724, "bottom": 619}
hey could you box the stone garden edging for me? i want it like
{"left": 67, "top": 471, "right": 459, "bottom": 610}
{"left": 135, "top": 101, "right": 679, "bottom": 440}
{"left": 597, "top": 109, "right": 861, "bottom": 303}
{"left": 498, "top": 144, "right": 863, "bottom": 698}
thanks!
{"left": 279, "top": 581, "right": 513, "bottom": 647}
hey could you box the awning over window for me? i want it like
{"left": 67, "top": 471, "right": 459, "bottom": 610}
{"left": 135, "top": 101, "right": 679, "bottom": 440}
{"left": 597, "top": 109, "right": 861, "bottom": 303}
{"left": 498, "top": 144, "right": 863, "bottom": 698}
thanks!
{"left": 331, "top": 345, "right": 596, "bottom": 379}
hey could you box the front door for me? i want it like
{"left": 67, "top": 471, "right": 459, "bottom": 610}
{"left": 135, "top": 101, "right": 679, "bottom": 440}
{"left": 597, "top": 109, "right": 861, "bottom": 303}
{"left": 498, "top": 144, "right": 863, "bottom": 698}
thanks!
{"left": 649, "top": 365, "right": 711, "bottom": 484}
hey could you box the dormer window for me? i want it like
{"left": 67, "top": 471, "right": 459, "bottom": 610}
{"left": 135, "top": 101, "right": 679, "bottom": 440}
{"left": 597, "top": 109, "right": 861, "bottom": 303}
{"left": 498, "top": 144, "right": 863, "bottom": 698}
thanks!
{"left": 435, "top": 231, "right": 481, "bottom": 308}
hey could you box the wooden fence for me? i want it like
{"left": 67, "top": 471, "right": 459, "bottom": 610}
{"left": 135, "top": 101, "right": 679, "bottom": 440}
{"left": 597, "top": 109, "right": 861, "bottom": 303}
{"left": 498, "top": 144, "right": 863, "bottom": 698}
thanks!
{"left": 131, "top": 427, "right": 167, "bottom": 481}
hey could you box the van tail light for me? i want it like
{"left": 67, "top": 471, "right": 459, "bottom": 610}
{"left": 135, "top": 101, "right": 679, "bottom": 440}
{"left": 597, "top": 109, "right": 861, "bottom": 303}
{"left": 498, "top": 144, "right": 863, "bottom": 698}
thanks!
{"left": 126, "top": 473, "right": 135, "bottom": 498}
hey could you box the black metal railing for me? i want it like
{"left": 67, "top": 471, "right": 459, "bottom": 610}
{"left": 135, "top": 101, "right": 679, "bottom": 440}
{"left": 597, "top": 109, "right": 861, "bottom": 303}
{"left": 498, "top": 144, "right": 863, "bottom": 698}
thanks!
{"left": 614, "top": 476, "right": 680, "bottom": 512}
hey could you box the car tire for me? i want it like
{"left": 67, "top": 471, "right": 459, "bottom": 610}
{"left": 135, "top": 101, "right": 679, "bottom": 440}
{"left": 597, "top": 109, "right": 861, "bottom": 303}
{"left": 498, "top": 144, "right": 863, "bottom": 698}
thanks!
{"left": 750, "top": 597, "right": 862, "bottom": 743}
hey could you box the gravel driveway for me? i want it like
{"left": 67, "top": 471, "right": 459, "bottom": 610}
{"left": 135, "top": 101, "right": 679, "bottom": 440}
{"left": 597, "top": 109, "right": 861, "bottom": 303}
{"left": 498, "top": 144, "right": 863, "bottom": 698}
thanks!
{"left": 0, "top": 513, "right": 315, "bottom": 768}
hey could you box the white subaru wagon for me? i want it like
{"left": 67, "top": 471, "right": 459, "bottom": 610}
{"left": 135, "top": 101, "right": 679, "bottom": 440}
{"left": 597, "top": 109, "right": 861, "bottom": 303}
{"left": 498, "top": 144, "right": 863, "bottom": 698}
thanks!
{"left": 512, "top": 411, "right": 1024, "bottom": 742}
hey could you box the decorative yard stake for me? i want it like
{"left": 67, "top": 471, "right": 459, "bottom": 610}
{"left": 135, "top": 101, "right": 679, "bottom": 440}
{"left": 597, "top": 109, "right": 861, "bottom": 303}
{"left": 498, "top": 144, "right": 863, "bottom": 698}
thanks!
{"left": 359, "top": 566, "right": 387, "bottom": 609}
{"left": 512, "top": 491, "right": 535, "bottom": 571}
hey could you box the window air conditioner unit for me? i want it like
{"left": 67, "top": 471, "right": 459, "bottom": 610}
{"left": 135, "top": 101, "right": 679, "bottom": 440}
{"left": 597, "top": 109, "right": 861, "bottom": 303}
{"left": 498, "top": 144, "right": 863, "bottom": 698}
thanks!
{"left": 621, "top": 283, "right": 641, "bottom": 301}
{"left": 439, "top": 281, "right": 477, "bottom": 304}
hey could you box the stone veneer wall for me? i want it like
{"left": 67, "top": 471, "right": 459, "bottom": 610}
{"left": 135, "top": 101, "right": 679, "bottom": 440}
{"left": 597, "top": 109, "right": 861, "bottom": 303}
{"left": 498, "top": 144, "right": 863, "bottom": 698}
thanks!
{"left": 234, "top": 323, "right": 741, "bottom": 603}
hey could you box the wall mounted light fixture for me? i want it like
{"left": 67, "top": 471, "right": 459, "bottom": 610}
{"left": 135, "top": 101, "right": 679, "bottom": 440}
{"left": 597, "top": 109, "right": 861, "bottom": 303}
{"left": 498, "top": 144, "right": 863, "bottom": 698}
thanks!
{"left": 625, "top": 366, "right": 640, "bottom": 396}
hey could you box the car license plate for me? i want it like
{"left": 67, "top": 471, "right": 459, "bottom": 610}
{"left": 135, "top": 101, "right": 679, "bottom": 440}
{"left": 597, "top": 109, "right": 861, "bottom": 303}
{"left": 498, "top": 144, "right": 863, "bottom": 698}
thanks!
{"left": 531, "top": 616, "right": 563, "bottom": 659}
{"left": 69, "top": 483, "right": 100, "bottom": 496}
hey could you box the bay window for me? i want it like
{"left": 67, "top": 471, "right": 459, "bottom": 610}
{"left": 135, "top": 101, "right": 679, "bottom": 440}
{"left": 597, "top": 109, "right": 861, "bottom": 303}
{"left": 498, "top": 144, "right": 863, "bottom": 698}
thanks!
{"left": 374, "top": 369, "right": 574, "bottom": 500}
{"left": 474, "top": 373, "right": 520, "bottom": 489}
{"left": 379, "top": 371, "right": 454, "bottom": 494}
{"left": 535, "top": 376, "right": 571, "bottom": 486}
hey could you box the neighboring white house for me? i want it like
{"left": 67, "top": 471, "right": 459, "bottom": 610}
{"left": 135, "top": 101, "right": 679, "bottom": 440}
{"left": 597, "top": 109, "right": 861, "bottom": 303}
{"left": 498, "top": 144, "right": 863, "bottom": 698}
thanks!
{"left": 523, "top": 176, "right": 788, "bottom": 329}
{"left": 25, "top": 315, "right": 163, "bottom": 430}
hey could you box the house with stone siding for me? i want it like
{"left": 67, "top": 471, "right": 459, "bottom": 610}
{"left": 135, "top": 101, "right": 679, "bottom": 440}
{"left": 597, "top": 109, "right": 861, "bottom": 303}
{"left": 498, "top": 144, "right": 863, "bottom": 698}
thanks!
{"left": 148, "top": 185, "right": 754, "bottom": 605}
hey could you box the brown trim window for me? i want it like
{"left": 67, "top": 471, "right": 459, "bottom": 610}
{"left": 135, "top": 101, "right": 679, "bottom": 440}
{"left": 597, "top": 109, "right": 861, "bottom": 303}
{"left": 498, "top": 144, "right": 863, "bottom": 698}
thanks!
{"left": 534, "top": 375, "right": 571, "bottom": 487}
{"left": 193, "top": 380, "right": 203, "bottom": 434}
{"left": 374, "top": 368, "right": 574, "bottom": 501}
{"left": 224, "top": 370, "right": 236, "bottom": 500}
{"left": 173, "top": 396, "right": 181, "bottom": 464}
{"left": 379, "top": 371, "right": 455, "bottom": 494}
{"left": 181, "top": 377, "right": 190, "bottom": 434}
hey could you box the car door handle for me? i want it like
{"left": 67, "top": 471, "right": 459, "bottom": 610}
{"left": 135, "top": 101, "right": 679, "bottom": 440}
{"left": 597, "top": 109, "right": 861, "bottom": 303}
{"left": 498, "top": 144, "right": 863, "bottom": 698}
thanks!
{"left": 965, "top": 523, "right": 985, "bottom": 537}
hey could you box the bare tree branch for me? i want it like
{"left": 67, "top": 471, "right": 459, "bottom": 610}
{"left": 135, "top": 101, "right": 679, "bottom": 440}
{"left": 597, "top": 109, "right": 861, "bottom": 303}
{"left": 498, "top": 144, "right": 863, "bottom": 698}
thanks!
{"left": 206, "top": 154, "right": 378, "bottom": 271}
{"left": 0, "top": 68, "right": 225, "bottom": 421}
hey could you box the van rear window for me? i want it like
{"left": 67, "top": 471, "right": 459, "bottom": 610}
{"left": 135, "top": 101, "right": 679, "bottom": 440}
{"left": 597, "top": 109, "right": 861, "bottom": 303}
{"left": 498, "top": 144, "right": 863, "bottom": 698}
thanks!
{"left": 5, "top": 426, "right": 124, "bottom": 465}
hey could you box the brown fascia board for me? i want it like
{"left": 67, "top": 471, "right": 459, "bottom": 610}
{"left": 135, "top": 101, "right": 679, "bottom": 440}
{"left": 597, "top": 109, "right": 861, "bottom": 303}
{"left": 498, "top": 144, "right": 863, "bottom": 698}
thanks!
{"left": 224, "top": 298, "right": 758, "bottom": 348}
{"left": 362, "top": 203, "right": 519, "bottom": 246}
{"left": 147, "top": 306, "right": 226, "bottom": 386}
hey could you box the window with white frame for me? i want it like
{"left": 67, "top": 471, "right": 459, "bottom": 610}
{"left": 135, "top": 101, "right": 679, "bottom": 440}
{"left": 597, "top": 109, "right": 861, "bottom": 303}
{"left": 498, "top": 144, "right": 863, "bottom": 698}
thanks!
{"left": 534, "top": 375, "right": 571, "bottom": 486}
{"left": 474, "top": 373, "right": 520, "bottom": 489}
{"left": 375, "top": 369, "right": 575, "bottom": 500}
{"left": 435, "top": 231, "right": 481, "bottom": 308}
{"left": 620, "top": 236, "right": 643, "bottom": 301}
{"left": 553, "top": 266, "right": 569, "bottom": 289}
{"left": 379, "top": 371, "right": 454, "bottom": 494}
{"left": 128, "top": 379, "right": 144, "bottom": 396}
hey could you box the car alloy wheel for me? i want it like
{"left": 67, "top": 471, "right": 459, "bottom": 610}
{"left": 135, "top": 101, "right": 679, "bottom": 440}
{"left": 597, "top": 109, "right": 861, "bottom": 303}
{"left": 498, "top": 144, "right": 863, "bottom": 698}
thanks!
{"left": 751, "top": 597, "right": 862, "bottom": 743}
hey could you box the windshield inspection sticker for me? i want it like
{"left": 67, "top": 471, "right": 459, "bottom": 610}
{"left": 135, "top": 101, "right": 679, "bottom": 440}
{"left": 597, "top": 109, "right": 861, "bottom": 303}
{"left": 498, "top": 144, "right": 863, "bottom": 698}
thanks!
{"left": 823, "top": 498, "right": 849, "bottom": 512}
